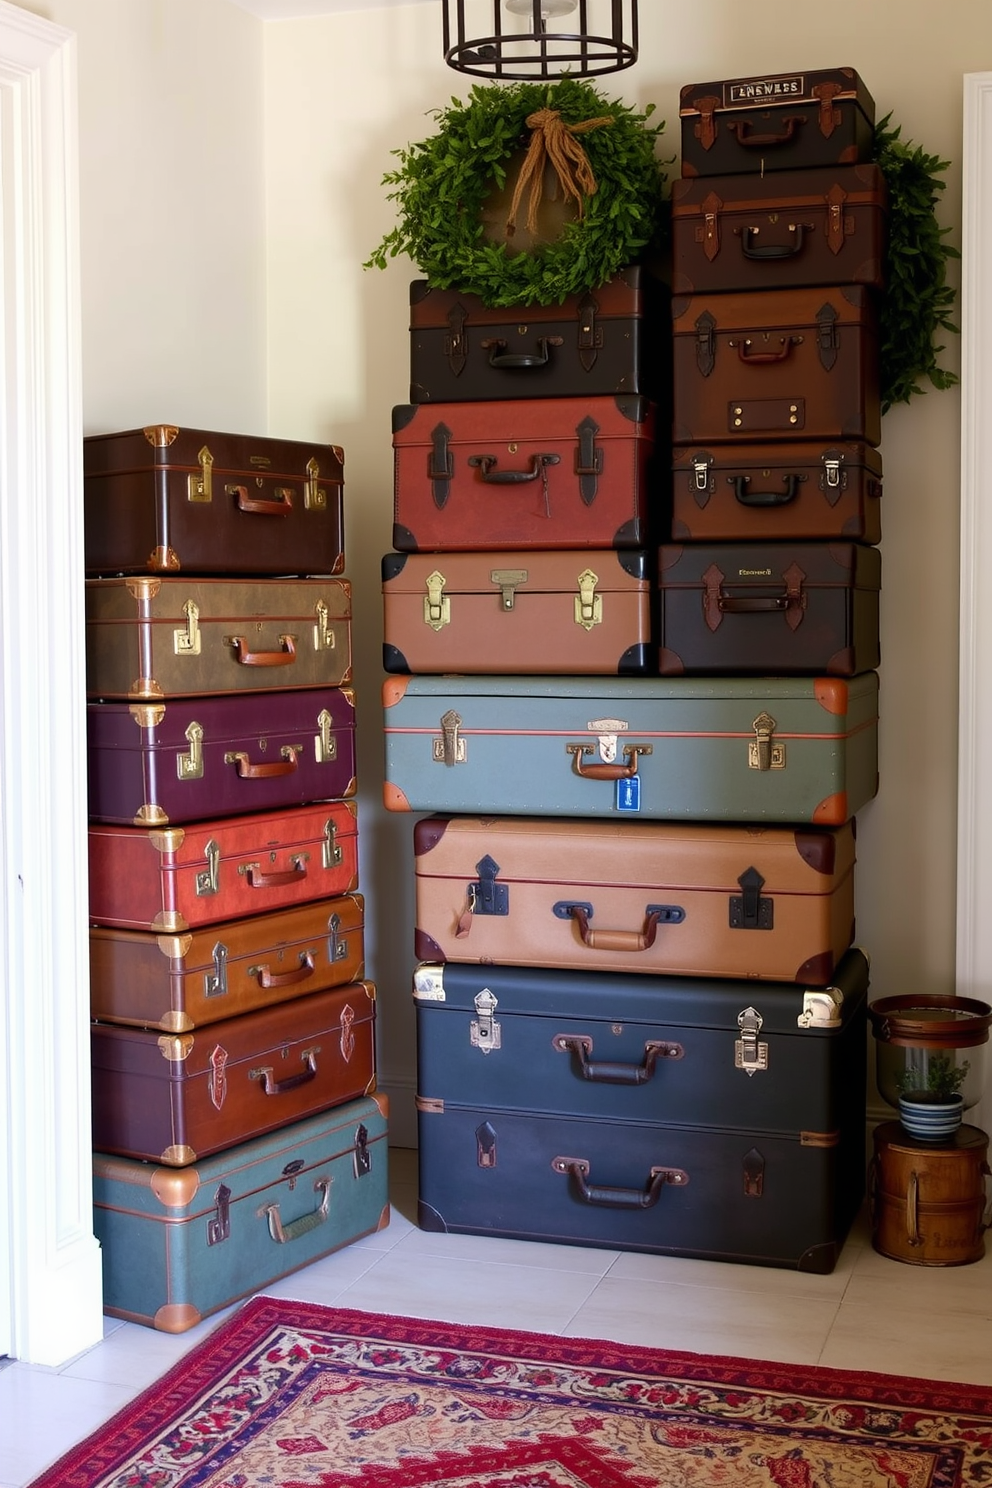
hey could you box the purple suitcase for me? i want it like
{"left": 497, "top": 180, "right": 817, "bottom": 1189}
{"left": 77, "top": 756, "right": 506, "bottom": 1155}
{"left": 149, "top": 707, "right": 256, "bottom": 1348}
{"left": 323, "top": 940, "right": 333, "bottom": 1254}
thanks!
{"left": 87, "top": 687, "right": 356, "bottom": 826}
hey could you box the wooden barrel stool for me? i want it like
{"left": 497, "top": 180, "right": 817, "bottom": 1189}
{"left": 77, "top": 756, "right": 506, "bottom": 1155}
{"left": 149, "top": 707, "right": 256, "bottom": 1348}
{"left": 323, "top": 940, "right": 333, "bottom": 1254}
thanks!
{"left": 869, "top": 1121, "right": 990, "bottom": 1265}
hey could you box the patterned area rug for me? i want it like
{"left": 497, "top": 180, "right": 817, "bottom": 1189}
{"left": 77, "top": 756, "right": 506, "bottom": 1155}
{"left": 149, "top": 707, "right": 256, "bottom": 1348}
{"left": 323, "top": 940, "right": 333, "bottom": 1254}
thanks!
{"left": 29, "top": 1298, "right": 992, "bottom": 1487}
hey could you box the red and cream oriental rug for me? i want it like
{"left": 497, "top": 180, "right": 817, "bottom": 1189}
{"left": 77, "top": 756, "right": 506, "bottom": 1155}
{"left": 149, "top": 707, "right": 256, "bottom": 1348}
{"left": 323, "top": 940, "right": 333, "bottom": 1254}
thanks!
{"left": 29, "top": 1298, "right": 992, "bottom": 1487}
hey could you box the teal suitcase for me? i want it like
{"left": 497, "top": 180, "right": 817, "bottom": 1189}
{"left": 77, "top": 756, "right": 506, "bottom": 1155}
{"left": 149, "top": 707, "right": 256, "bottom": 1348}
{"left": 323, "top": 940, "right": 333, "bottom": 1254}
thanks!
{"left": 91, "top": 1095, "right": 388, "bottom": 1332}
{"left": 383, "top": 673, "right": 878, "bottom": 826}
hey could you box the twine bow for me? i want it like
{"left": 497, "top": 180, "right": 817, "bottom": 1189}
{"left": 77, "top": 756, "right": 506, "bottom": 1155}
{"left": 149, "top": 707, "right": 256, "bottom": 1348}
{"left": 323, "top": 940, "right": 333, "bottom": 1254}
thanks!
{"left": 505, "top": 107, "right": 614, "bottom": 238}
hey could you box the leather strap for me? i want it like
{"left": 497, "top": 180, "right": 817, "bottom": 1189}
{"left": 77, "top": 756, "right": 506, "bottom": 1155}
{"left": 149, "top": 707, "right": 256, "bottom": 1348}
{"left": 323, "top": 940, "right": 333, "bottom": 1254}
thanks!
{"left": 574, "top": 416, "right": 603, "bottom": 506}
{"left": 576, "top": 292, "right": 601, "bottom": 371}
{"left": 813, "top": 81, "right": 842, "bottom": 138}
{"left": 428, "top": 422, "right": 454, "bottom": 509}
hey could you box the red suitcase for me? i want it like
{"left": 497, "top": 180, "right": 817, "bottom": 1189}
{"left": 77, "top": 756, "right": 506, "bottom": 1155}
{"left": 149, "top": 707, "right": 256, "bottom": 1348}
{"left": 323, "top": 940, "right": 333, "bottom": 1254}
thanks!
{"left": 83, "top": 424, "right": 345, "bottom": 577}
{"left": 672, "top": 287, "right": 880, "bottom": 447}
{"left": 87, "top": 800, "right": 359, "bottom": 932}
{"left": 671, "top": 165, "right": 887, "bottom": 296}
{"left": 680, "top": 68, "right": 876, "bottom": 179}
{"left": 91, "top": 981, "right": 377, "bottom": 1164}
{"left": 89, "top": 892, "right": 366, "bottom": 1031}
{"left": 392, "top": 396, "right": 656, "bottom": 552}
{"left": 671, "top": 441, "right": 882, "bottom": 543}
{"left": 87, "top": 687, "right": 356, "bottom": 826}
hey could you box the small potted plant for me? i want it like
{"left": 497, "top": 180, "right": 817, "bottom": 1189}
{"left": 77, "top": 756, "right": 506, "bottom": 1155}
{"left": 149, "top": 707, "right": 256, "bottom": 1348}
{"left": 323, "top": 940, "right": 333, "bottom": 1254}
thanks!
{"left": 896, "top": 1051, "right": 970, "bottom": 1141}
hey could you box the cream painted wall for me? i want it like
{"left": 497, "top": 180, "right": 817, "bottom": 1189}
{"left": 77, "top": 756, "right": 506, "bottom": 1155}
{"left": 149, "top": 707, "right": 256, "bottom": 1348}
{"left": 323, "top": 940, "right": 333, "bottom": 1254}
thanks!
{"left": 263, "top": 1, "right": 989, "bottom": 1141}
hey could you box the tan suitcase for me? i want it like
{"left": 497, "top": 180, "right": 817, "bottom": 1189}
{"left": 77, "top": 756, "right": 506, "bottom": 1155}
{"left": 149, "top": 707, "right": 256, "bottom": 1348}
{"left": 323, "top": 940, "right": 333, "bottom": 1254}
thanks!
{"left": 414, "top": 815, "right": 856, "bottom": 985}
{"left": 382, "top": 549, "right": 652, "bottom": 675}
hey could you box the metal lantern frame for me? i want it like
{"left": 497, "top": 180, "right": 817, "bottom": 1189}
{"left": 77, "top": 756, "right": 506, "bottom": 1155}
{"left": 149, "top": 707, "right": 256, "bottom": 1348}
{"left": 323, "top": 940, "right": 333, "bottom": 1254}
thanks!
{"left": 442, "top": 0, "right": 638, "bottom": 81}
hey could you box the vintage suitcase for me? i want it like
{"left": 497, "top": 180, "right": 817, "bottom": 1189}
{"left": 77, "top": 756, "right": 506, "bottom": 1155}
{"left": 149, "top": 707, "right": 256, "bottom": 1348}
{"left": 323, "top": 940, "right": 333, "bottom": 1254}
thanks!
{"left": 869, "top": 1122, "right": 990, "bottom": 1266}
{"left": 89, "top": 892, "right": 365, "bottom": 1032}
{"left": 658, "top": 542, "right": 880, "bottom": 676}
{"left": 408, "top": 268, "right": 665, "bottom": 404}
{"left": 383, "top": 673, "right": 878, "bottom": 826}
{"left": 87, "top": 800, "right": 359, "bottom": 933}
{"left": 671, "top": 286, "right": 880, "bottom": 447}
{"left": 392, "top": 395, "right": 656, "bottom": 552}
{"left": 85, "top": 576, "right": 352, "bottom": 701}
{"left": 83, "top": 423, "right": 345, "bottom": 577}
{"left": 91, "top": 981, "right": 377, "bottom": 1164}
{"left": 92, "top": 1094, "right": 389, "bottom": 1331}
{"left": 382, "top": 549, "right": 652, "bottom": 676}
{"left": 671, "top": 165, "right": 887, "bottom": 296}
{"left": 413, "top": 814, "right": 857, "bottom": 985}
{"left": 87, "top": 686, "right": 356, "bottom": 826}
{"left": 671, "top": 440, "right": 882, "bottom": 544}
{"left": 680, "top": 68, "right": 876, "bottom": 179}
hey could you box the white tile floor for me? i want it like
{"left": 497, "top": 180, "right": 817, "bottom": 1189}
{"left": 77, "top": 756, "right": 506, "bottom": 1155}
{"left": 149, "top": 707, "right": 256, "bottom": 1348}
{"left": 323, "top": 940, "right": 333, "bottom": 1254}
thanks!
{"left": 4, "top": 1143, "right": 992, "bottom": 1487}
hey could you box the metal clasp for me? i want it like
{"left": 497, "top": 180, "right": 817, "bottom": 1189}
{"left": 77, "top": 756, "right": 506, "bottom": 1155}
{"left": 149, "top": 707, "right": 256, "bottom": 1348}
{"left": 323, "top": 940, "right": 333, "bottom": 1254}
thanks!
{"left": 490, "top": 568, "right": 528, "bottom": 611}
{"left": 174, "top": 599, "right": 201, "bottom": 656}
{"left": 467, "top": 855, "right": 508, "bottom": 917}
{"left": 323, "top": 817, "right": 342, "bottom": 869}
{"left": 188, "top": 445, "right": 213, "bottom": 503}
{"left": 304, "top": 457, "right": 328, "bottom": 510}
{"left": 313, "top": 600, "right": 334, "bottom": 651}
{"left": 749, "top": 712, "right": 786, "bottom": 771}
{"left": 735, "top": 1006, "right": 769, "bottom": 1075}
{"left": 177, "top": 720, "right": 204, "bottom": 781}
{"left": 207, "top": 1183, "right": 231, "bottom": 1245}
{"left": 470, "top": 987, "right": 501, "bottom": 1054}
{"left": 315, "top": 708, "right": 336, "bottom": 764}
{"left": 797, "top": 987, "right": 844, "bottom": 1029}
{"left": 327, "top": 911, "right": 346, "bottom": 962}
{"left": 692, "top": 455, "right": 713, "bottom": 492}
{"left": 574, "top": 568, "right": 602, "bottom": 631}
{"left": 424, "top": 570, "right": 450, "bottom": 631}
{"left": 204, "top": 942, "right": 228, "bottom": 999}
{"left": 195, "top": 838, "right": 220, "bottom": 897}
{"left": 432, "top": 709, "right": 466, "bottom": 766}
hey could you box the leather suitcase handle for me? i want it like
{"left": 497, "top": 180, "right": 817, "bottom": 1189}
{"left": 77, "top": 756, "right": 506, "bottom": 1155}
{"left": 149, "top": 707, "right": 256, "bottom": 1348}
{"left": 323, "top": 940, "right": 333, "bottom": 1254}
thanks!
{"left": 252, "top": 1045, "right": 319, "bottom": 1093}
{"left": 259, "top": 1176, "right": 330, "bottom": 1243}
{"left": 552, "top": 1034, "right": 684, "bottom": 1084}
{"left": 228, "top": 635, "right": 297, "bottom": 667}
{"left": 566, "top": 743, "right": 652, "bottom": 780}
{"left": 735, "top": 336, "right": 799, "bottom": 364}
{"left": 468, "top": 453, "right": 560, "bottom": 485}
{"left": 719, "top": 594, "right": 796, "bottom": 613}
{"left": 727, "top": 114, "right": 804, "bottom": 148}
{"left": 252, "top": 951, "right": 315, "bottom": 989}
{"left": 482, "top": 336, "right": 562, "bottom": 369}
{"left": 739, "top": 224, "right": 810, "bottom": 260}
{"left": 230, "top": 485, "right": 293, "bottom": 517}
{"left": 732, "top": 474, "right": 801, "bottom": 507}
{"left": 244, "top": 859, "right": 309, "bottom": 889}
{"left": 224, "top": 745, "right": 301, "bottom": 779}
{"left": 564, "top": 902, "right": 663, "bottom": 953}
{"left": 552, "top": 1156, "right": 688, "bottom": 1209}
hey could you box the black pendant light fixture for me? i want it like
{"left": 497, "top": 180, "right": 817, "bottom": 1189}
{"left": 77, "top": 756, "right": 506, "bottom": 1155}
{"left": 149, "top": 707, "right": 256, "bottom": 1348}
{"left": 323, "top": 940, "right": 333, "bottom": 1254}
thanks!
{"left": 442, "top": 1, "right": 638, "bottom": 81}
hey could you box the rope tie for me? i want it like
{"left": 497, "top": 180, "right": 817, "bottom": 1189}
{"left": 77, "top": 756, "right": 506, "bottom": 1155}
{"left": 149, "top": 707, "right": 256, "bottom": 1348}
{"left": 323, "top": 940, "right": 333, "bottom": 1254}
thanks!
{"left": 505, "top": 107, "right": 614, "bottom": 238}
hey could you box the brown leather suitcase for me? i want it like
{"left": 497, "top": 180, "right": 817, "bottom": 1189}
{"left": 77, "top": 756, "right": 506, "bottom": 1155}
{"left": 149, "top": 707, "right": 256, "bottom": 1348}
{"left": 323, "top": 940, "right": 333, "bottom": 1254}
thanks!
{"left": 85, "top": 576, "right": 351, "bottom": 701}
{"left": 869, "top": 1122, "right": 990, "bottom": 1266}
{"left": 392, "top": 396, "right": 656, "bottom": 552}
{"left": 83, "top": 424, "right": 345, "bottom": 577}
{"left": 91, "top": 980, "right": 377, "bottom": 1164}
{"left": 89, "top": 892, "right": 365, "bottom": 1031}
{"left": 671, "top": 441, "right": 882, "bottom": 544}
{"left": 87, "top": 800, "right": 359, "bottom": 933}
{"left": 408, "top": 268, "right": 665, "bottom": 404}
{"left": 382, "top": 549, "right": 652, "bottom": 675}
{"left": 414, "top": 815, "right": 856, "bottom": 985}
{"left": 671, "top": 165, "right": 887, "bottom": 296}
{"left": 672, "top": 286, "right": 880, "bottom": 447}
{"left": 658, "top": 542, "right": 880, "bottom": 676}
{"left": 680, "top": 68, "right": 876, "bottom": 179}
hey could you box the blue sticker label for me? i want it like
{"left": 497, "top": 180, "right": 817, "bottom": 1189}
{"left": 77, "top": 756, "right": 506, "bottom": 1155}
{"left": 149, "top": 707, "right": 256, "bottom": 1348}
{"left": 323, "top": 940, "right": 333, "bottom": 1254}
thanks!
{"left": 616, "top": 774, "right": 641, "bottom": 812}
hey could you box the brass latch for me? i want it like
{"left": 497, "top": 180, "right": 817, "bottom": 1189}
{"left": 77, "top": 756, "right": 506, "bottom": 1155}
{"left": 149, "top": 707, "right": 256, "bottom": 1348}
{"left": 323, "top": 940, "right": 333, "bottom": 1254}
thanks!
{"left": 195, "top": 838, "right": 220, "bottom": 897}
{"left": 315, "top": 708, "right": 336, "bottom": 764}
{"left": 173, "top": 599, "right": 201, "bottom": 656}
{"left": 432, "top": 709, "right": 466, "bottom": 766}
{"left": 797, "top": 987, "right": 844, "bottom": 1029}
{"left": 574, "top": 569, "right": 602, "bottom": 631}
{"left": 188, "top": 445, "right": 213, "bottom": 503}
{"left": 323, "top": 817, "right": 342, "bottom": 869}
{"left": 691, "top": 455, "right": 713, "bottom": 493}
{"left": 735, "top": 1006, "right": 769, "bottom": 1076}
{"left": 470, "top": 987, "right": 501, "bottom": 1054}
{"left": 748, "top": 712, "right": 786, "bottom": 771}
{"left": 423, "top": 570, "right": 450, "bottom": 631}
{"left": 177, "top": 721, "right": 204, "bottom": 781}
{"left": 490, "top": 568, "right": 528, "bottom": 611}
{"left": 313, "top": 600, "right": 335, "bottom": 651}
{"left": 304, "top": 457, "right": 328, "bottom": 510}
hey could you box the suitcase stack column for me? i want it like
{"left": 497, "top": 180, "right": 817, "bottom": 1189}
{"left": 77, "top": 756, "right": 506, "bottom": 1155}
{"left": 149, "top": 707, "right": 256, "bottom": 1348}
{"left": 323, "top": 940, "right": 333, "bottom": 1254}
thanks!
{"left": 82, "top": 426, "right": 388, "bottom": 1333}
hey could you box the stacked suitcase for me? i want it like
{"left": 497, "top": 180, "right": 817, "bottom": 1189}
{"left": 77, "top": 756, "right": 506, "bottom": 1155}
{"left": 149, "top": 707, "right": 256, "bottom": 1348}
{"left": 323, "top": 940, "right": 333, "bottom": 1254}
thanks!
{"left": 383, "top": 67, "right": 883, "bottom": 1273}
{"left": 82, "top": 426, "right": 389, "bottom": 1332}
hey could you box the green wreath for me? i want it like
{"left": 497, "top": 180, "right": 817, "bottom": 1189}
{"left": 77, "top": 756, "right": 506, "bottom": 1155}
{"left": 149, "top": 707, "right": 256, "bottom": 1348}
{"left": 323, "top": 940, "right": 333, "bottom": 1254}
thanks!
{"left": 364, "top": 78, "right": 667, "bottom": 308}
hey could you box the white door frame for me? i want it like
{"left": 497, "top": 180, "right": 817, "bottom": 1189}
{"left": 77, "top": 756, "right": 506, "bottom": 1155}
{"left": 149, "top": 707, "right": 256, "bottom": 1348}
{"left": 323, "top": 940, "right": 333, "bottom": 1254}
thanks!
{"left": 0, "top": 0, "right": 102, "bottom": 1365}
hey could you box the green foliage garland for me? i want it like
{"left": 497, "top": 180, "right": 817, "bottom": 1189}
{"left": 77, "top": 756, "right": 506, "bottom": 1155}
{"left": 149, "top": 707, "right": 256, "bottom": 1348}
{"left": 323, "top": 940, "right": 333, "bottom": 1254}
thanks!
{"left": 873, "top": 115, "right": 959, "bottom": 412}
{"left": 364, "top": 78, "right": 667, "bottom": 308}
